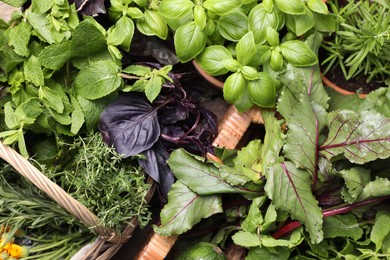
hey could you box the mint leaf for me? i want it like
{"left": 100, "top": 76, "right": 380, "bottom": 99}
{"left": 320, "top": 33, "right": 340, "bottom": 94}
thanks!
{"left": 154, "top": 181, "right": 222, "bottom": 236}
{"left": 4, "top": 102, "right": 18, "bottom": 129}
{"left": 74, "top": 60, "right": 122, "bottom": 100}
{"left": 319, "top": 111, "right": 390, "bottom": 164}
{"left": 38, "top": 40, "right": 72, "bottom": 70}
{"left": 323, "top": 214, "right": 363, "bottom": 240}
{"left": 144, "top": 75, "right": 163, "bottom": 103}
{"left": 6, "top": 22, "right": 31, "bottom": 57}
{"left": 39, "top": 85, "right": 64, "bottom": 113}
{"left": 265, "top": 162, "right": 323, "bottom": 243}
{"left": 122, "top": 65, "right": 151, "bottom": 76}
{"left": 71, "top": 19, "right": 111, "bottom": 68}
{"left": 26, "top": 11, "right": 58, "bottom": 44}
{"left": 107, "top": 16, "right": 134, "bottom": 51}
{"left": 31, "top": 0, "right": 54, "bottom": 14}
{"left": 70, "top": 95, "right": 85, "bottom": 135}
{"left": 371, "top": 211, "right": 390, "bottom": 252}
{"left": 24, "top": 56, "right": 44, "bottom": 86}
{"left": 1, "top": 0, "right": 27, "bottom": 7}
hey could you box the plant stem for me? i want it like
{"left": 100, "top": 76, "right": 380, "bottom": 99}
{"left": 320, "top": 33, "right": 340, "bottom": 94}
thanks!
{"left": 272, "top": 195, "right": 390, "bottom": 239}
{"left": 120, "top": 73, "right": 141, "bottom": 80}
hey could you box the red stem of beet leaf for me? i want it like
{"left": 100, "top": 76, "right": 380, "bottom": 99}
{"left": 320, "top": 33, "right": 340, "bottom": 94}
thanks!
{"left": 272, "top": 195, "right": 390, "bottom": 239}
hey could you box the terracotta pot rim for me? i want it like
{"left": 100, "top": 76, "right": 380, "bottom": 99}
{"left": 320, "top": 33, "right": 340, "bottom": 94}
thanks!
{"left": 321, "top": 74, "right": 367, "bottom": 99}
{"left": 192, "top": 60, "right": 224, "bottom": 90}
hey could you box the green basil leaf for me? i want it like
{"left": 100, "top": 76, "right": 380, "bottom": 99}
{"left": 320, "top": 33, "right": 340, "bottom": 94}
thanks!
{"left": 236, "top": 31, "right": 256, "bottom": 66}
{"left": 75, "top": 60, "right": 122, "bottom": 100}
{"left": 137, "top": 10, "right": 168, "bottom": 40}
{"left": 223, "top": 72, "right": 246, "bottom": 104}
{"left": 274, "top": 0, "right": 305, "bottom": 15}
{"left": 248, "top": 4, "right": 279, "bottom": 44}
{"left": 194, "top": 5, "right": 207, "bottom": 30}
{"left": 24, "top": 55, "right": 44, "bottom": 86}
{"left": 126, "top": 7, "right": 144, "bottom": 19}
{"left": 307, "top": 0, "right": 328, "bottom": 14}
{"left": 6, "top": 22, "right": 31, "bottom": 57}
{"left": 280, "top": 40, "right": 318, "bottom": 66}
{"left": 286, "top": 8, "right": 315, "bottom": 36}
{"left": 174, "top": 22, "right": 207, "bottom": 63}
{"left": 203, "top": 0, "right": 242, "bottom": 15}
{"left": 248, "top": 72, "right": 276, "bottom": 107}
{"left": 250, "top": 45, "right": 271, "bottom": 67}
{"left": 313, "top": 12, "right": 337, "bottom": 32}
{"left": 266, "top": 27, "right": 279, "bottom": 47}
{"left": 133, "top": 0, "right": 147, "bottom": 7}
{"left": 234, "top": 87, "right": 254, "bottom": 112}
{"left": 222, "top": 58, "right": 241, "bottom": 72}
{"left": 107, "top": 16, "right": 134, "bottom": 52}
{"left": 195, "top": 45, "right": 232, "bottom": 76}
{"left": 218, "top": 11, "right": 248, "bottom": 42}
{"left": 263, "top": 0, "right": 273, "bottom": 13}
{"left": 241, "top": 66, "right": 259, "bottom": 80}
{"left": 158, "top": 0, "right": 193, "bottom": 30}
{"left": 269, "top": 49, "right": 283, "bottom": 71}
{"left": 38, "top": 40, "right": 71, "bottom": 70}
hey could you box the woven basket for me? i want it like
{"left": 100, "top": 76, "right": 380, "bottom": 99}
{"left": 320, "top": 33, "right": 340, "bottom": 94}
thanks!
{"left": 136, "top": 104, "right": 263, "bottom": 259}
{"left": 0, "top": 142, "right": 156, "bottom": 260}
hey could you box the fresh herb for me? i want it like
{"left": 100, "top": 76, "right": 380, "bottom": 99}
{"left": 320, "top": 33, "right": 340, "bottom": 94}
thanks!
{"left": 155, "top": 33, "right": 390, "bottom": 258}
{"left": 322, "top": 0, "right": 390, "bottom": 83}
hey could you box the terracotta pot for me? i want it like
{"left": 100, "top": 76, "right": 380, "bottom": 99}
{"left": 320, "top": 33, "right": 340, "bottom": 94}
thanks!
{"left": 321, "top": 74, "right": 367, "bottom": 98}
{"left": 192, "top": 60, "right": 224, "bottom": 90}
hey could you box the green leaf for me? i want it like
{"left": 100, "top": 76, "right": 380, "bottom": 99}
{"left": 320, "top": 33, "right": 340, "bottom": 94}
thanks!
{"left": 107, "top": 16, "right": 134, "bottom": 52}
{"left": 6, "top": 22, "right": 31, "bottom": 57}
{"left": 223, "top": 72, "right": 246, "bottom": 104}
{"left": 71, "top": 19, "right": 111, "bottom": 68}
{"left": 280, "top": 40, "right": 318, "bottom": 66}
{"left": 122, "top": 65, "right": 151, "bottom": 76}
{"left": 1, "top": 0, "right": 27, "bottom": 7}
{"left": 31, "top": 0, "right": 54, "bottom": 14}
{"left": 232, "top": 231, "right": 261, "bottom": 247}
{"left": 339, "top": 167, "right": 371, "bottom": 203}
{"left": 158, "top": 0, "right": 193, "bottom": 30}
{"left": 248, "top": 72, "right": 276, "bottom": 108}
{"left": 269, "top": 49, "right": 283, "bottom": 71}
{"left": 266, "top": 27, "right": 279, "bottom": 47}
{"left": 251, "top": 45, "right": 271, "bottom": 66}
{"left": 241, "top": 66, "right": 259, "bottom": 81}
{"left": 0, "top": 129, "right": 22, "bottom": 146}
{"left": 265, "top": 162, "right": 323, "bottom": 244}
{"left": 286, "top": 9, "right": 315, "bottom": 36}
{"left": 26, "top": 11, "right": 58, "bottom": 44}
{"left": 0, "top": 45, "right": 25, "bottom": 74}
{"left": 203, "top": 0, "right": 242, "bottom": 15}
{"left": 39, "top": 86, "right": 64, "bottom": 113}
{"left": 24, "top": 56, "right": 44, "bottom": 86}
{"left": 248, "top": 4, "right": 279, "bottom": 44}
{"left": 357, "top": 177, "right": 390, "bottom": 201}
{"left": 218, "top": 11, "right": 248, "bottom": 42}
{"left": 74, "top": 60, "right": 122, "bottom": 100}
{"left": 38, "top": 40, "right": 71, "bottom": 70}
{"left": 194, "top": 5, "right": 207, "bottom": 30}
{"left": 145, "top": 75, "right": 163, "bottom": 103}
{"left": 15, "top": 98, "right": 43, "bottom": 125}
{"left": 319, "top": 111, "right": 390, "bottom": 164}
{"left": 154, "top": 181, "right": 223, "bottom": 236}
{"left": 247, "top": 246, "right": 291, "bottom": 260}
{"left": 195, "top": 45, "right": 232, "bottom": 76}
{"left": 371, "top": 211, "right": 390, "bottom": 252}
{"left": 236, "top": 31, "right": 256, "bottom": 66}
{"left": 241, "top": 196, "right": 267, "bottom": 232}
{"left": 70, "top": 95, "right": 85, "bottom": 135}
{"left": 137, "top": 10, "right": 168, "bottom": 40}
{"left": 4, "top": 102, "right": 18, "bottom": 129}
{"left": 261, "top": 230, "right": 302, "bottom": 247}
{"left": 233, "top": 87, "right": 255, "bottom": 113}
{"left": 313, "top": 12, "right": 337, "bottom": 32}
{"left": 307, "top": 0, "right": 328, "bottom": 14}
{"left": 323, "top": 214, "right": 363, "bottom": 240}
{"left": 174, "top": 22, "right": 207, "bottom": 63}
{"left": 167, "top": 149, "right": 253, "bottom": 195}
{"left": 274, "top": 0, "right": 305, "bottom": 15}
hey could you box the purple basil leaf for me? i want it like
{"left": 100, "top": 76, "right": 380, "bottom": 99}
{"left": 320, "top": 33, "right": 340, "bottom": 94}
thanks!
{"left": 138, "top": 142, "right": 174, "bottom": 201}
{"left": 70, "top": 0, "right": 106, "bottom": 16}
{"left": 99, "top": 94, "right": 160, "bottom": 157}
{"left": 158, "top": 105, "right": 187, "bottom": 124}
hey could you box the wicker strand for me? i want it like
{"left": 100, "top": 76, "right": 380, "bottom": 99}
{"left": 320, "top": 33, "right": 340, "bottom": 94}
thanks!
{"left": 0, "top": 142, "right": 114, "bottom": 238}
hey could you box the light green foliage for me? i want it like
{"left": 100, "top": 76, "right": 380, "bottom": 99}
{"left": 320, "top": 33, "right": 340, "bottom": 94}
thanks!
{"left": 323, "top": 214, "right": 363, "bottom": 240}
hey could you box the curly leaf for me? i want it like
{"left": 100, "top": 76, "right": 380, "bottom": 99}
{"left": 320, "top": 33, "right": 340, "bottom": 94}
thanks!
{"left": 319, "top": 111, "right": 390, "bottom": 164}
{"left": 154, "top": 181, "right": 222, "bottom": 236}
{"left": 99, "top": 94, "right": 160, "bottom": 157}
{"left": 265, "top": 162, "right": 323, "bottom": 244}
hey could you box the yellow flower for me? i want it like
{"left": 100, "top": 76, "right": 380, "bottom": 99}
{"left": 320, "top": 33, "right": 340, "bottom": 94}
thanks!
{"left": 8, "top": 244, "right": 29, "bottom": 259}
